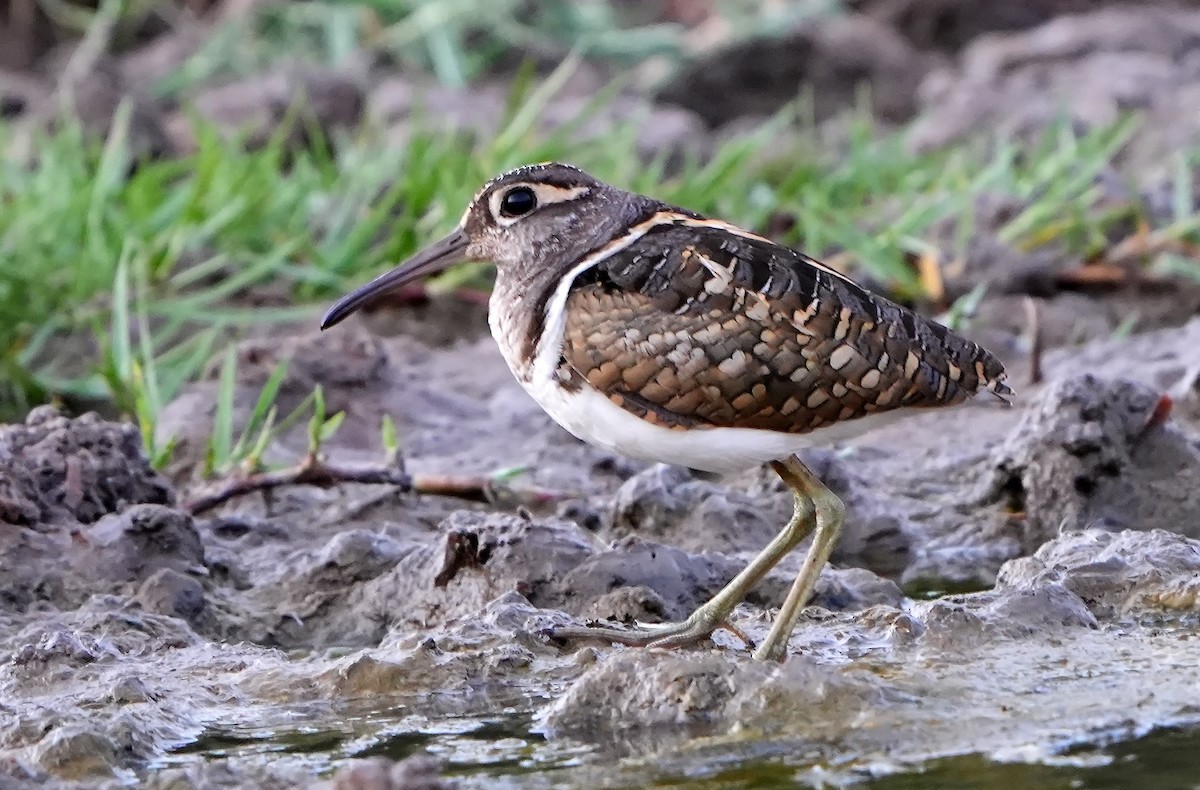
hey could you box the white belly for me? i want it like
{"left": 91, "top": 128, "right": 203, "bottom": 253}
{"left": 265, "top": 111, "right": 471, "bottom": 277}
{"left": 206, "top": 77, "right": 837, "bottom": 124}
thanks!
{"left": 522, "top": 369, "right": 903, "bottom": 473}
{"left": 526, "top": 372, "right": 805, "bottom": 473}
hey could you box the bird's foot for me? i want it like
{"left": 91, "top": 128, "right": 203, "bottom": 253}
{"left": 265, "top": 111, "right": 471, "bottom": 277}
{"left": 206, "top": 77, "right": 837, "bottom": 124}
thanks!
{"left": 546, "top": 610, "right": 752, "bottom": 651}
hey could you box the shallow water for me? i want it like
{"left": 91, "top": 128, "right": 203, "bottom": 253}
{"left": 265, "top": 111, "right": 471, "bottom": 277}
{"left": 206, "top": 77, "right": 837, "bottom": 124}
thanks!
{"left": 867, "top": 727, "right": 1200, "bottom": 790}
{"left": 168, "top": 697, "right": 1200, "bottom": 790}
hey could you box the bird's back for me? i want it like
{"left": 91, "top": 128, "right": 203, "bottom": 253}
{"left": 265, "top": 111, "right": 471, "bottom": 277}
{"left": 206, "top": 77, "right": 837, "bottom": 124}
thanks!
{"left": 554, "top": 211, "right": 1011, "bottom": 437}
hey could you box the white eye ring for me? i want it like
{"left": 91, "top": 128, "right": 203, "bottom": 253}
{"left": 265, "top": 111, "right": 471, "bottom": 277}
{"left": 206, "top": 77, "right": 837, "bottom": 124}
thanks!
{"left": 488, "top": 183, "right": 591, "bottom": 226}
{"left": 498, "top": 186, "right": 537, "bottom": 218}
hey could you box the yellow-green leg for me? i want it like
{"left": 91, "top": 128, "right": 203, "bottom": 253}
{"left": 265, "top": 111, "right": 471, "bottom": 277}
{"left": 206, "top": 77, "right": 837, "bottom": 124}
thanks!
{"left": 753, "top": 456, "right": 844, "bottom": 661}
{"left": 547, "top": 454, "right": 844, "bottom": 662}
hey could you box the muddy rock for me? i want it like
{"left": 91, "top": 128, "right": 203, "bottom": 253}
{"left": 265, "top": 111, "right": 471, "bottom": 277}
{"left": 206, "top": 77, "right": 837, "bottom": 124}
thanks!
{"left": 657, "top": 14, "right": 934, "bottom": 128}
{"left": 567, "top": 536, "right": 903, "bottom": 626}
{"left": 136, "top": 568, "right": 208, "bottom": 624}
{"left": 140, "top": 761, "right": 323, "bottom": 790}
{"left": 171, "top": 67, "right": 365, "bottom": 153}
{"left": 607, "top": 464, "right": 783, "bottom": 554}
{"left": 918, "top": 579, "right": 1098, "bottom": 647}
{"left": 356, "top": 513, "right": 596, "bottom": 632}
{"left": 540, "top": 651, "right": 767, "bottom": 737}
{"left": 83, "top": 504, "right": 205, "bottom": 583}
{"left": 997, "top": 527, "right": 1200, "bottom": 617}
{"left": 559, "top": 536, "right": 747, "bottom": 623}
{"left": 29, "top": 724, "right": 122, "bottom": 781}
{"left": 0, "top": 68, "right": 48, "bottom": 118}
{"left": 607, "top": 453, "right": 915, "bottom": 578}
{"left": 250, "top": 512, "right": 594, "bottom": 648}
{"left": 249, "top": 497, "right": 905, "bottom": 652}
{"left": 982, "top": 374, "right": 1198, "bottom": 550}
{"left": 539, "top": 648, "right": 891, "bottom": 741}
{"left": 896, "top": 319, "right": 1200, "bottom": 588}
{"left": 0, "top": 759, "right": 52, "bottom": 789}
{"left": 370, "top": 77, "right": 709, "bottom": 164}
{"left": 0, "top": 407, "right": 174, "bottom": 529}
{"left": 1043, "top": 316, "right": 1200, "bottom": 428}
{"left": 244, "top": 528, "right": 413, "bottom": 647}
{"left": 5, "top": 55, "right": 173, "bottom": 162}
{"left": 323, "top": 755, "right": 452, "bottom": 790}
{"left": 848, "top": 0, "right": 1169, "bottom": 53}
{"left": 910, "top": 7, "right": 1200, "bottom": 170}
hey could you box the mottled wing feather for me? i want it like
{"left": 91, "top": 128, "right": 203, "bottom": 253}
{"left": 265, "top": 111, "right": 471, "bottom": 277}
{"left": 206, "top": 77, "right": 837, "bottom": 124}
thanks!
{"left": 559, "top": 220, "right": 1009, "bottom": 434}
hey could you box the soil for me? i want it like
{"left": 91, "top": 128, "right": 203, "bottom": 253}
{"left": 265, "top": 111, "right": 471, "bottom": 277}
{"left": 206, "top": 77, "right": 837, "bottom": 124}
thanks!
{"left": 3, "top": 2, "right": 1200, "bottom": 788}
{"left": 3, "top": 313, "right": 1199, "bottom": 787}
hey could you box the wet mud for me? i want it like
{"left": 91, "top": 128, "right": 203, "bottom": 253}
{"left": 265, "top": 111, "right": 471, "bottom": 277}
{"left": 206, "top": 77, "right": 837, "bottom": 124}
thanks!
{"left": 4, "top": 2, "right": 1200, "bottom": 787}
{"left": 2, "top": 312, "right": 1199, "bottom": 788}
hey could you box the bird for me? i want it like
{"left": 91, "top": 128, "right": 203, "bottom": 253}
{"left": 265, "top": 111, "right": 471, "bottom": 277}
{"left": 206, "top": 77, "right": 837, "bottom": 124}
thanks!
{"left": 320, "top": 162, "right": 1013, "bottom": 662}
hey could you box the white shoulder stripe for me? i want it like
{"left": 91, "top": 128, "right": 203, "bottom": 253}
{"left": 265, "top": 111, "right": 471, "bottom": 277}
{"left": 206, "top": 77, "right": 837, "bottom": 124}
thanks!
{"left": 533, "top": 209, "right": 859, "bottom": 383}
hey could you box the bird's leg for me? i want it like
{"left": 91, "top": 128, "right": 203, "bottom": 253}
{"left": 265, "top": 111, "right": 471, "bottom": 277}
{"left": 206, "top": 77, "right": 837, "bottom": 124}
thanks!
{"left": 752, "top": 454, "right": 844, "bottom": 661}
{"left": 548, "top": 454, "right": 835, "bottom": 655}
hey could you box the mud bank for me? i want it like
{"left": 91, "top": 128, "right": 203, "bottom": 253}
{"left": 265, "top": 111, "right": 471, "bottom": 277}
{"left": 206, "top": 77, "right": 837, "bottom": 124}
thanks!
{"left": 2, "top": 315, "right": 1198, "bottom": 788}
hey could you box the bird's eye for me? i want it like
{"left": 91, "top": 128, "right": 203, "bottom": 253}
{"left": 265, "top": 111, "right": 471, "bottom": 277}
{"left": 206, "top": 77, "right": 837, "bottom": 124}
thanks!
{"left": 499, "top": 186, "right": 537, "bottom": 218}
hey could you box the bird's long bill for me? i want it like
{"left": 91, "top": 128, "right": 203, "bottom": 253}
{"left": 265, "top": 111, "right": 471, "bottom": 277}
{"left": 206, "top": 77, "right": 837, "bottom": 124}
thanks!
{"left": 320, "top": 228, "right": 470, "bottom": 330}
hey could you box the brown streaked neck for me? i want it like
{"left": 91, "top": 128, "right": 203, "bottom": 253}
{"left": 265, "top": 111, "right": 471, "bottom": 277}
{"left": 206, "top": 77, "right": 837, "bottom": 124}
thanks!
{"left": 487, "top": 194, "right": 663, "bottom": 381}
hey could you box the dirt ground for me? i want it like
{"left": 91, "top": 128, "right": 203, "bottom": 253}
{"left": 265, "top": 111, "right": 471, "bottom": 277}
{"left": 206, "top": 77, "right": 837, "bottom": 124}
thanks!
{"left": 3, "top": 2, "right": 1200, "bottom": 788}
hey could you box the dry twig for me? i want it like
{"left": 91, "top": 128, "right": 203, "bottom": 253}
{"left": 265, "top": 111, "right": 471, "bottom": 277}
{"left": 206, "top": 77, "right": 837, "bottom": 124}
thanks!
{"left": 1024, "top": 296, "right": 1044, "bottom": 386}
{"left": 184, "top": 454, "right": 558, "bottom": 515}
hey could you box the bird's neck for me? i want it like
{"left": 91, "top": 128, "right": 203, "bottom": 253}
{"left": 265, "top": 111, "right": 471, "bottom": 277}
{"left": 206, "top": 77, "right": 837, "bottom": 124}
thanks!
{"left": 488, "top": 262, "right": 570, "bottom": 384}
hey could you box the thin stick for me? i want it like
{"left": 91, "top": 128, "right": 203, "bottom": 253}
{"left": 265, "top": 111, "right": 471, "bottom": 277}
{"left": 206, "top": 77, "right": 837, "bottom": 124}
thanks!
{"left": 184, "top": 455, "right": 559, "bottom": 515}
{"left": 1024, "top": 296, "right": 1044, "bottom": 386}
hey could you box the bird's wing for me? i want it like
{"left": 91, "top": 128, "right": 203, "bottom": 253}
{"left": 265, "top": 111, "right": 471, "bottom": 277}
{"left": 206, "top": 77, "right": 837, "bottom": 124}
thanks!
{"left": 557, "top": 216, "right": 1010, "bottom": 434}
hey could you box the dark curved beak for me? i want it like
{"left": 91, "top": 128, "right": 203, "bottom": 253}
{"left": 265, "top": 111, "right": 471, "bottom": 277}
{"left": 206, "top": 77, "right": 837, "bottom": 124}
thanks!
{"left": 320, "top": 228, "right": 470, "bottom": 330}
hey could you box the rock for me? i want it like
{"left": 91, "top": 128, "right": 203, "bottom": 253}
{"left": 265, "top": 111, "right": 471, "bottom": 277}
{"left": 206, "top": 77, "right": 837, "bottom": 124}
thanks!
{"left": 1043, "top": 317, "right": 1200, "bottom": 424}
{"left": 325, "top": 754, "right": 452, "bottom": 790}
{"left": 369, "top": 78, "right": 709, "bottom": 165}
{"left": 558, "top": 535, "right": 745, "bottom": 622}
{"left": 584, "top": 584, "right": 669, "bottom": 623}
{"left": 910, "top": 7, "right": 1200, "bottom": 172}
{"left": 996, "top": 528, "right": 1200, "bottom": 617}
{"left": 248, "top": 512, "right": 594, "bottom": 648}
{"left": 136, "top": 568, "right": 207, "bottom": 623}
{"left": 539, "top": 651, "right": 762, "bottom": 737}
{"left": 0, "top": 68, "right": 48, "bottom": 118}
{"left": 848, "top": 0, "right": 1157, "bottom": 53}
{"left": 361, "top": 512, "right": 597, "bottom": 631}
{"left": 607, "top": 463, "right": 784, "bottom": 555}
{"left": 0, "top": 757, "right": 49, "bottom": 788}
{"left": 85, "top": 504, "right": 205, "bottom": 583}
{"left": 30, "top": 725, "right": 120, "bottom": 779}
{"left": 812, "top": 566, "right": 905, "bottom": 611}
{"left": 540, "top": 648, "right": 891, "bottom": 744}
{"left": 5, "top": 56, "right": 173, "bottom": 163}
{"left": 171, "top": 67, "right": 365, "bottom": 153}
{"left": 657, "top": 14, "right": 934, "bottom": 127}
{"left": 982, "top": 374, "right": 1200, "bottom": 550}
{"left": 0, "top": 407, "right": 174, "bottom": 529}
{"left": 606, "top": 455, "right": 914, "bottom": 578}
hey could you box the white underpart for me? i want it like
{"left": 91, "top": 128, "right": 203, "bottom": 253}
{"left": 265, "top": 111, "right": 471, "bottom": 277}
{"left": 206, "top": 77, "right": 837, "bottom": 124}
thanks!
{"left": 527, "top": 378, "right": 910, "bottom": 474}
{"left": 507, "top": 218, "right": 911, "bottom": 475}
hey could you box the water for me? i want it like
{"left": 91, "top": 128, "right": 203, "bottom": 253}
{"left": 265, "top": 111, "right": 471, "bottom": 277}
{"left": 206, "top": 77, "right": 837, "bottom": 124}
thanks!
{"left": 172, "top": 703, "right": 1200, "bottom": 789}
